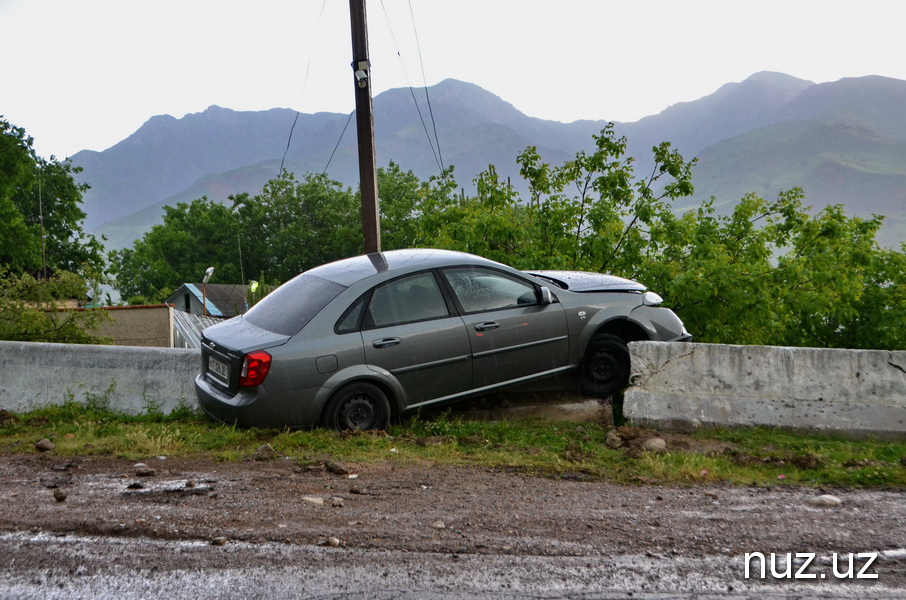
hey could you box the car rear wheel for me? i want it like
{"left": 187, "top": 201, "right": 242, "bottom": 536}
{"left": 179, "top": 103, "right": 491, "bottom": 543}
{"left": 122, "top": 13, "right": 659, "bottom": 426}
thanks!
{"left": 322, "top": 382, "right": 391, "bottom": 431}
{"left": 580, "top": 333, "right": 631, "bottom": 398}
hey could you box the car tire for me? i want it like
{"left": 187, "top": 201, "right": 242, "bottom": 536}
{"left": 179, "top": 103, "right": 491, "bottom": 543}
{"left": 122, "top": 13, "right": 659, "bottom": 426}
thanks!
{"left": 580, "top": 333, "right": 631, "bottom": 398}
{"left": 322, "top": 382, "right": 391, "bottom": 431}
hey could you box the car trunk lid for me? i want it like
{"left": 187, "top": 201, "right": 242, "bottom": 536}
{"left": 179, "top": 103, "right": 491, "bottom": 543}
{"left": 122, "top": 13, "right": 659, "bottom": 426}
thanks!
{"left": 200, "top": 317, "right": 290, "bottom": 394}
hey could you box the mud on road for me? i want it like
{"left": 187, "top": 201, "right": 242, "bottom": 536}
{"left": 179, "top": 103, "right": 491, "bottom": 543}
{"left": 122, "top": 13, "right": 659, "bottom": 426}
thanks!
{"left": 1, "top": 453, "right": 904, "bottom": 598}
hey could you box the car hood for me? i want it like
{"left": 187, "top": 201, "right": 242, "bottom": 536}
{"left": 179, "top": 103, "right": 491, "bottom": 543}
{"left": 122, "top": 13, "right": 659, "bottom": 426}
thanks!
{"left": 201, "top": 315, "right": 291, "bottom": 353}
{"left": 528, "top": 270, "right": 647, "bottom": 292}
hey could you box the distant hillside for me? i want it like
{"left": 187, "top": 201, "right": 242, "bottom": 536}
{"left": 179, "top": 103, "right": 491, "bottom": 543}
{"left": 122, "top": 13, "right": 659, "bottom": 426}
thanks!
{"left": 73, "top": 107, "right": 349, "bottom": 229}
{"left": 73, "top": 74, "right": 906, "bottom": 250}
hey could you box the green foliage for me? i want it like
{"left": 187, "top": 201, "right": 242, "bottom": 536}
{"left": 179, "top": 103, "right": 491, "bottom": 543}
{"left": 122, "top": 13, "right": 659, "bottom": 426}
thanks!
{"left": 412, "top": 125, "right": 905, "bottom": 350}
{"left": 108, "top": 197, "right": 246, "bottom": 301}
{"left": 109, "top": 172, "right": 366, "bottom": 301}
{"left": 234, "top": 172, "right": 361, "bottom": 283}
{"left": 377, "top": 161, "right": 424, "bottom": 249}
{"left": 0, "top": 117, "right": 105, "bottom": 277}
{"left": 0, "top": 266, "right": 110, "bottom": 343}
{"left": 0, "top": 118, "right": 107, "bottom": 343}
{"left": 105, "top": 120, "right": 902, "bottom": 349}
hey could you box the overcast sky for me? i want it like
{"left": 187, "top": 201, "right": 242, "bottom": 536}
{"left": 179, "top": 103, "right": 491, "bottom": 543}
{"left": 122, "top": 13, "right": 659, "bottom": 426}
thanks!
{"left": 2, "top": 0, "right": 902, "bottom": 159}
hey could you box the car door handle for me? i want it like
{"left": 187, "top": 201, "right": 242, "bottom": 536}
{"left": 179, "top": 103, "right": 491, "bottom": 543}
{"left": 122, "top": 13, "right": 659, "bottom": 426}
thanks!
{"left": 372, "top": 337, "right": 401, "bottom": 348}
{"left": 474, "top": 321, "right": 500, "bottom": 332}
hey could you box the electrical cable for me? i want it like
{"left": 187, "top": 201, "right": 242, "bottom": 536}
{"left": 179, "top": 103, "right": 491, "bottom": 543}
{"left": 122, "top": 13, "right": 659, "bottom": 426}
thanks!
{"left": 379, "top": 0, "right": 444, "bottom": 173}
{"left": 407, "top": 0, "right": 444, "bottom": 171}
{"left": 280, "top": 0, "right": 329, "bottom": 177}
{"left": 322, "top": 111, "right": 356, "bottom": 174}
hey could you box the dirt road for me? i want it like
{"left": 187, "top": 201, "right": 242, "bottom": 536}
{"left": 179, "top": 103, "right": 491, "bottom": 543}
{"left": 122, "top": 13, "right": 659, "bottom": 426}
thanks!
{"left": 1, "top": 453, "right": 904, "bottom": 598}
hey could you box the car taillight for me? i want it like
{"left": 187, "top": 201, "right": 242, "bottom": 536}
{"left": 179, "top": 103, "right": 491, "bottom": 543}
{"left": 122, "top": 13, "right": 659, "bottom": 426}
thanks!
{"left": 239, "top": 351, "right": 271, "bottom": 387}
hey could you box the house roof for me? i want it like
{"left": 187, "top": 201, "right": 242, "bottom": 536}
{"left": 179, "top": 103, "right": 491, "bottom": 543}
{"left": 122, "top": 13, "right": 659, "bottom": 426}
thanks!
{"left": 166, "top": 284, "right": 248, "bottom": 317}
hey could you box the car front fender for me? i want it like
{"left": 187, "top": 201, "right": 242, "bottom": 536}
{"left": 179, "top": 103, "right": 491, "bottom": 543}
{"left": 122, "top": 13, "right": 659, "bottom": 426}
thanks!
{"left": 575, "top": 300, "right": 645, "bottom": 353}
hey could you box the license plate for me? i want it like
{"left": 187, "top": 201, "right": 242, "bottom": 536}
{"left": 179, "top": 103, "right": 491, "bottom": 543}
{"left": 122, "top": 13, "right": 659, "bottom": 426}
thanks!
{"left": 208, "top": 356, "right": 229, "bottom": 380}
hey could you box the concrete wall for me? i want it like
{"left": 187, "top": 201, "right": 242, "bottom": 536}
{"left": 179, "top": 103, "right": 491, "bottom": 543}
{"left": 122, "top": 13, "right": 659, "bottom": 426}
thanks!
{"left": 0, "top": 341, "right": 198, "bottom": 415}
{"left": 625, "top": 341, "right": 906, "bottom": 440}
{"left": 4, "top": 339, "right": 905, "bottom": 438}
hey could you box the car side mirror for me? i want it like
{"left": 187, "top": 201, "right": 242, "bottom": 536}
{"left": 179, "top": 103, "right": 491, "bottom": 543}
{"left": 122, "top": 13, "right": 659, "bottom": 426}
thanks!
{"left": 539, "top": 286, "right": 554, "bottom": 305}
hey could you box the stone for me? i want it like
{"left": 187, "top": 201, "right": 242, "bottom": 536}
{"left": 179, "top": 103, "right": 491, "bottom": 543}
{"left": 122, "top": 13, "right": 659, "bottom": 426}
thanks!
{"left": 808, "top": 494, "right": 842, "bottom": 508}
{"left": 253, "top": 444, "right": 277, "bottom": 461}
{"left": 327, "top": 536, "right": 341, "bottom": 547}
{"left": 302, "top": 496, "right": 325, "bottom": 506}
{"left": 211, "top": 537, "right": 227, "bottom": 546}
{"left": 53, "top": 488, "right": 67, "bottom": 502}
{"left": 325, "top": 460, "right": 349, "bottom": 475}
{"left": 604, "top": 430, "right": 623, "bottom": 449}
{"left": 134, "top": 463, "right": 156, "bottom": 477}
{"left": 35, "top": 438, "right": 55, "bottom": 453}
{"left": 642, "top": 437, "right": 667, "bottom": 452}
{"left": 431, "top": 520, "right": 446, "bottom": 529}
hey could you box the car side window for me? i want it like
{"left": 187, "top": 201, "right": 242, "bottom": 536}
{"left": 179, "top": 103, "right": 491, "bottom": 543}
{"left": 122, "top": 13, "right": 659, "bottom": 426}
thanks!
{"left": 442, "top": 267, "right": 538, "bottom": 313}
{"left": 365, "top": 272, "right": 449, "bottom": 329}
{"left": 336, "top": 294, "right": 368, "bottom": 334}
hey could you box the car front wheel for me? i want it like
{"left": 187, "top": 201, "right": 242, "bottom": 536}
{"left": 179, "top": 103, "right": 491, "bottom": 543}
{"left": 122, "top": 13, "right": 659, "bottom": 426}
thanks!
{"left": 322, "top": 382, "right": 391, "bottom": 431}
{"left": 580, "top": 333, "right": 631, "bottom": 398}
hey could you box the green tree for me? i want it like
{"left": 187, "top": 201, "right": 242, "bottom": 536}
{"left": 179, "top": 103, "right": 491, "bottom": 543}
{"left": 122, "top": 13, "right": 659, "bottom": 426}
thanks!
{"left": 377, "top": 162, "right": 423, "bottom": 250}
{"left": 109, "top": 172, "right": 363, "bottom": 302}
{"left": 108, "top": 198, "right": 246, "bottom": 302}
{"left": 1, "top": 118, "right": 108, "bottom": 343}
{"left": 0, "top": 266, "right": 110, "bottom": 344}
{"left": 413, "top": 124, "right": 697, "bottom": 275}
{"left": 775, "top": 206, "right": 902, "bottom": 349}
{"left": 233, "top": 172, "right": 360, "bottom": 283}
{"left": 0, "top": 118, "right": 104, "bottom": 276}
{"left": 411, "top": 124, "right": 905, "bottom": 350}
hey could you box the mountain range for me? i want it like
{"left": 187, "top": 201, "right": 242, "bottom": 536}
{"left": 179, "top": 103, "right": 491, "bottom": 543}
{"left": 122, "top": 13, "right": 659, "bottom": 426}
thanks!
{"left": 71, "top": 72, "right": 906, "bottom": 249}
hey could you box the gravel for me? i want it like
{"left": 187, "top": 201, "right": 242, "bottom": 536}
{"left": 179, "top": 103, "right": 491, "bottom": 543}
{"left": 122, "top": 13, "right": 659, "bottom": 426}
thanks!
{"left": 0, "top": 453, "right": 903, "bottom": 598}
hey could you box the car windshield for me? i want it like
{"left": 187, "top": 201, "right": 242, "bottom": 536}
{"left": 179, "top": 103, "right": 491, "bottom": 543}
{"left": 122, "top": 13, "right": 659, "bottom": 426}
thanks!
{"left": 244, "top": 274, "right": 346, "bottom": 336}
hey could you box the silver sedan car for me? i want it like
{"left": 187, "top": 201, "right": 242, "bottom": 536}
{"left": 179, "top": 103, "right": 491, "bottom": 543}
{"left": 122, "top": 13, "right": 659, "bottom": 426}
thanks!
{"left": 195, "top": 249, "right": 690, "bottom": 429}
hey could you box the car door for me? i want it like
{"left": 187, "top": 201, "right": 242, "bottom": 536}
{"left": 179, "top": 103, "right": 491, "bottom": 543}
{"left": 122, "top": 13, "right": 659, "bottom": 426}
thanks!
{"left": 359, "top": 271, "right": 472, "bottom": 406}
{"left": 440, "top": 266, "right": 569, "bottom": 389}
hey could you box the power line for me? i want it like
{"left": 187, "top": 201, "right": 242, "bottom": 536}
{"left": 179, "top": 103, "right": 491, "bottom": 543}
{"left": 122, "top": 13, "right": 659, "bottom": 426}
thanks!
{"left": 280, "top": 0, "right": 329, "bottom": 177}
{"left": 323, "top": 111, "right": 356, "bottom": 174}
{"left": 379, "top": 0, "right": 444, "bottom": 174}
{"left": 408, "top": 0, "right": 444, "bottom": 171}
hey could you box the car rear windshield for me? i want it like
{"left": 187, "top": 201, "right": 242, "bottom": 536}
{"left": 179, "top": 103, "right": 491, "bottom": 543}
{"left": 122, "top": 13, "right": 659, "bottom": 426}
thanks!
{"left": 243, "top": 274, "right": 346, "bottom": 336}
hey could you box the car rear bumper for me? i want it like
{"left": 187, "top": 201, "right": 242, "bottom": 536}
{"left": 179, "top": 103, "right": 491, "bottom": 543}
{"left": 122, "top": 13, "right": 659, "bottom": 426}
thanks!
{"left": 194, "top": 374, "right": 322, "bottom": 428}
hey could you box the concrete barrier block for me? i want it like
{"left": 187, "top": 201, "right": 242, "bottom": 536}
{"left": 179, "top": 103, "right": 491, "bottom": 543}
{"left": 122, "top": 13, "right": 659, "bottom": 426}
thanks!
{"left": 625, "top": 342, "right": 906, "bottom": 440}
{"left": 0, "top": 341, "right": 199, "bottom": 415}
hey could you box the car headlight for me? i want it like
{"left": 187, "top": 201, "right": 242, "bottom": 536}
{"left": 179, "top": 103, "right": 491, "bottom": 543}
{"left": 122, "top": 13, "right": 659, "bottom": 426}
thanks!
{"left": 642, "top": 291, "right": 663, "bottom": 306}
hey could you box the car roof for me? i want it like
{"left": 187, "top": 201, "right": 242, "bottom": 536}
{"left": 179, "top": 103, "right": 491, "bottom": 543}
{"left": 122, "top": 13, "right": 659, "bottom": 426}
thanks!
{"left": 306, "top": 248, "right": 507, "bottom": 287}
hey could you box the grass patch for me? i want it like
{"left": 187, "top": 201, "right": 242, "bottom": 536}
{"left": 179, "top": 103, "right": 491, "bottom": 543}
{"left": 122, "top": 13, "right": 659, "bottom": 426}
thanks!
{"left": 0, "top": 405, "right": 904, "bottom": 487}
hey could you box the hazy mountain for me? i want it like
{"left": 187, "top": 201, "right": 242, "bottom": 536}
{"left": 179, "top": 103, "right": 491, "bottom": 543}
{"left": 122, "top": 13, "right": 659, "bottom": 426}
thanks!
{"left": 676, "top": 75, "right": 906, "bottom": 244}
{"left": 620, "top": 71, "right": 816, "bottom": 162}
{"left": 73, "top": 73, "right": 906, "bottom": 250}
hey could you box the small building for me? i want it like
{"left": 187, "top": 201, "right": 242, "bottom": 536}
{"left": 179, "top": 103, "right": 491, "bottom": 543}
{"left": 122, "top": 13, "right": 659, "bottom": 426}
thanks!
{"left": 165, "top": 284, "right": 248, "bottom": 318}
{"left": 79, "top": 304, "right": 221, "bottom": 348}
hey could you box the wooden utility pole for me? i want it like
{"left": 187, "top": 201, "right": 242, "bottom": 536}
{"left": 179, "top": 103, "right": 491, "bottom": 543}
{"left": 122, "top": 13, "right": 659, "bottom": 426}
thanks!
{"left": 349, "top": 0, "right": 381, "bottom": 254}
